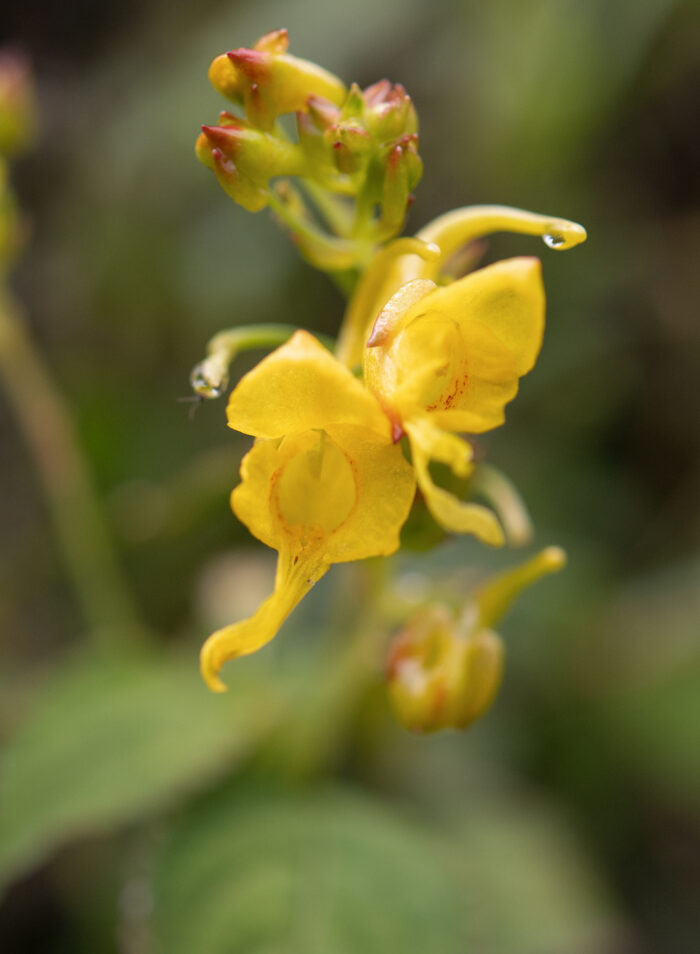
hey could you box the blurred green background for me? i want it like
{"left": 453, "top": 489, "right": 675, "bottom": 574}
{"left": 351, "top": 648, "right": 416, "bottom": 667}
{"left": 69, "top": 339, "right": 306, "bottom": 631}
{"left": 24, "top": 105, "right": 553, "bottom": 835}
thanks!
{"left": 1, "top": 0, "right": 699, "bottom": 952}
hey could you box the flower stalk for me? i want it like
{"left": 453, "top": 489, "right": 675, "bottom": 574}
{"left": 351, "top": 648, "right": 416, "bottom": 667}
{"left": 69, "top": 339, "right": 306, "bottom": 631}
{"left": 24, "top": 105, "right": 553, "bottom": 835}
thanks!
{"left": 192, "top": 30, "right": 586, "bottom": 731}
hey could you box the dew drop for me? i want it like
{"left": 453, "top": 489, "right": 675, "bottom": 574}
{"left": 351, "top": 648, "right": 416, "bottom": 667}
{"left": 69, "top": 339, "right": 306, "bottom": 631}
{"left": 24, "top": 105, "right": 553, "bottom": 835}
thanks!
{"left": 189, "top": 361, "right": 228, "bottom": 399}
{"left": 543, "top": 232, "right": 565, "bottom": 249}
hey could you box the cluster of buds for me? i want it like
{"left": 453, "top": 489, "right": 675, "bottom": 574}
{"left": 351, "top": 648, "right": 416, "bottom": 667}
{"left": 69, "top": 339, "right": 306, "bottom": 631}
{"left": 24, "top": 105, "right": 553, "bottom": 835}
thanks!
{"left": 297, "top": 79, "right": 422, "bottom": 241}
{"left": 196, "top": 30, "right": 422, "bottom": 268}
{"left": 386, "top": 548, "right": 566, "bottom": 732}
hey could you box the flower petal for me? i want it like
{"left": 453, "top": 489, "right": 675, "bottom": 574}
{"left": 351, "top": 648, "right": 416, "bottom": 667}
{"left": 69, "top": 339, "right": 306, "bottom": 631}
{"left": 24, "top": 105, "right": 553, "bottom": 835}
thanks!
{"left": 200, "top": 547, "right": 329, "bottom": 691}
{"left": 203, "top": 423, "right": 416, "bottom": 689}
{"left": 364, "top": 258, "right": 543, "bottom": 434}
{"left": 406, "top": 421, "right": 504, "bottom": 547}
{"left": 408, "top": 257, "right": 545, "bottom": 378}
{"left": 322, "top": 424, "right": 416, "bottom": 562}
{"left": 226, "top": 330, "right": 389, "bottom": 439}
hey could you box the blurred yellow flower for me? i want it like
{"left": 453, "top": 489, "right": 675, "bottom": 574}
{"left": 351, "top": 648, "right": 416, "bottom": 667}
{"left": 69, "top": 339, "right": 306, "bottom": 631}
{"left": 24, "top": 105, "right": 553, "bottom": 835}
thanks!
{"left": 364, "top": 257, "right": 546, "bottom": 546}
{"left": 386, "top": 547, "right": 566, "bottom": 732}
{"left": 200, "top": 331, "right": 415, "bottom": 691}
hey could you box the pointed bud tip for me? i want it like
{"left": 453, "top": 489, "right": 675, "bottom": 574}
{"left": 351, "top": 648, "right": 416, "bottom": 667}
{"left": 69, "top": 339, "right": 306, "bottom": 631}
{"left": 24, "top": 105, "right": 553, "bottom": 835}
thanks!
{"left": 254, "top": 28, "right": 289, "bottom": 54}
{"left": 227, "top": 48, "right": 266, "bottom": 74}
{"left": 201, "top": 124, "right": 243, "bottom": 156}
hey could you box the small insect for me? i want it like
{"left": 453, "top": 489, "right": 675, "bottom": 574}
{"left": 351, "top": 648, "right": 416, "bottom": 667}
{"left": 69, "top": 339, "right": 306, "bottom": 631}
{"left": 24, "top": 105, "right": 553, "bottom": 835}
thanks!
{"left": 176, "top": 394, "right": 205, "bottom": 421}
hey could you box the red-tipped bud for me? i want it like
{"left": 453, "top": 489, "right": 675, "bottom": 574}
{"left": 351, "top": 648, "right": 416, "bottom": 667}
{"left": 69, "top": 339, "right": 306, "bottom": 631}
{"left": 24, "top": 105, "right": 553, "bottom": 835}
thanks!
{"left": 306, "top": 94, "right": 341, "bottom": 131}
{"left": 207, "top": 32, "right": 346, "bottom": 130}
{"left": 227, "top": 47, "right": 268, "bottom": 79}
{"left": 331, "top": 140, "right": 356, "bottom": 176}
{"left": 380, "top": 143, "right": 411, "bottom": 232}
{"left": 218, "top": 109, "right": 240, "bottom": 125}
{"left": 364, "top": 81, "right": 417, "bottom": 143}
{"left": 210, "top": 147, "right": 268, "bottom": 213}
{"left": 197, "top": 120, "right": 306, "bottom": 211}
{"left": 326, "top": 122, "right": 372, "bottom": 175}
{"left": 195, "top": 131, "right": 215, "bottom": 169}
{"left": 202, "top": 122, "right": 304, "bottom": 173}
{"left": 253, "top": 28, "right": 289, "bottom": 54}
{"left": 208, "top": 53, "right": 243, "bottom": 103}
{"left": 362, "top": 78, "right": 392, "bottom": 107}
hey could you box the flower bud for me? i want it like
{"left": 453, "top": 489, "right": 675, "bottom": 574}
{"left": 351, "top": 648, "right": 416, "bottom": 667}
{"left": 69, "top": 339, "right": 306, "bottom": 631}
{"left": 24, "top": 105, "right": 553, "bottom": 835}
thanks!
{"left": 379, "top": 136, "right": 422, "bottom": 234}
{"left": 208, "top": 146, "right": 268, "bottom": 213}
{"left": 385, "top": 548, "right": 567, "bottom": 733}
{"left": 339, "top": 82, "right": 366, "bottom": 122}
{"left": 306, "top": 95, "right": 341, "bottom": 131}
{"left": 386, "top": 605, "right": 504, "bottom": 732}
{"left": 209, "top": 30, "right": 346, "bottom": 130}
{"left": 197, "top": 119, "right": 306, "bottom": 212}
{"left": 363, "top": 80, "right": 417, "bottom": 144}
{"left": 208, "top": 53, "right": 243, "bottom": 103}
{"left": 325, "top": 121, "right": 372, "bottom": 175}
{"left": 199, "top": 33, "right": 425, "bottom": 258}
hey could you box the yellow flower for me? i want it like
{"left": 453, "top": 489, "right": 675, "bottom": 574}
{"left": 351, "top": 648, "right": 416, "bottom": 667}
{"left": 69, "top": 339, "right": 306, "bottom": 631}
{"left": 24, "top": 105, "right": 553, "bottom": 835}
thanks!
{"left": 200, "top": 330, "right": 415, "bottom": 691}
{"left": 363, "top": 257, "right": 545, "bottom": 546}
{"left": 344, "top": 205, "right": 587, "bottom": 547}
{"left": 338, "top": 205, "right": 587, "bottom": 368}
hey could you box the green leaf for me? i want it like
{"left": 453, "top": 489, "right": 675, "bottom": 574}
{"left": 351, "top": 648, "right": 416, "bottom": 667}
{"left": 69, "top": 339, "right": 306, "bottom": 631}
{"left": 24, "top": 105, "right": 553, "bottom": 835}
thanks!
{"left": 154, "top": 786, "right": 464, "bottom": 954}
{"left": 0, "top": 649, "right": 281, "bottom": 892}
{"left": 153, "top": 785, "right": 617, "bottom": 954}
{"left": 600, "top": 662, "right": 700, "bottom": 805}
{"left": 448, "top": 796, "right": 617, "bottom": 954}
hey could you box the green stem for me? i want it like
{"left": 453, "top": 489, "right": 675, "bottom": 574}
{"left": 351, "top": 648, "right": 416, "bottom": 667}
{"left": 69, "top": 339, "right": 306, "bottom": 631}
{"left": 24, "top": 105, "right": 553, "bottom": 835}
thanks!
{"left": 0, "top": 290, "right": 147, "bottom": 647}
{"left": 190, "top": 323, "right": 336, "bottom": 399}
{"left": 259, "top": 559, "right": 394, "bottom": 779}
{"left": 298, "top": 179, "right": 354, "bottom": 237}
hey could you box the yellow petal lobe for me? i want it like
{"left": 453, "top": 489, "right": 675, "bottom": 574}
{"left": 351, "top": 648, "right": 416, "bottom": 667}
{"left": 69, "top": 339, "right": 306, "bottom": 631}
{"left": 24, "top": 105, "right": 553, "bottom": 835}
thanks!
{"left": 200, "top": 548, "right": 328, "bottom": 691}
{"left": 405, "top": 421, "right": 504, "bottom": 547}
{"left": 417, "top": 257, "right": 545, "bottom": 377}
{"left": 227, "top": 330, "right": 389, "bottom": 439}
{"left": 322, "top": 424, "right": 416, "bottom": 562}
{"left": 364, "top": 258, "right": 545, "bottom": 436}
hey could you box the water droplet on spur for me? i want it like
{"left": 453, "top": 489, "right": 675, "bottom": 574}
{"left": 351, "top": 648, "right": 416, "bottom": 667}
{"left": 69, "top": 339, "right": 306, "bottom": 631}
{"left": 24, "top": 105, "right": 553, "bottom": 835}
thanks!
{"left": 543, "top": 232, "right": 565, "bottom": 249}
{"left": 189, "top": 362, "right": 228, "bottom": 399}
